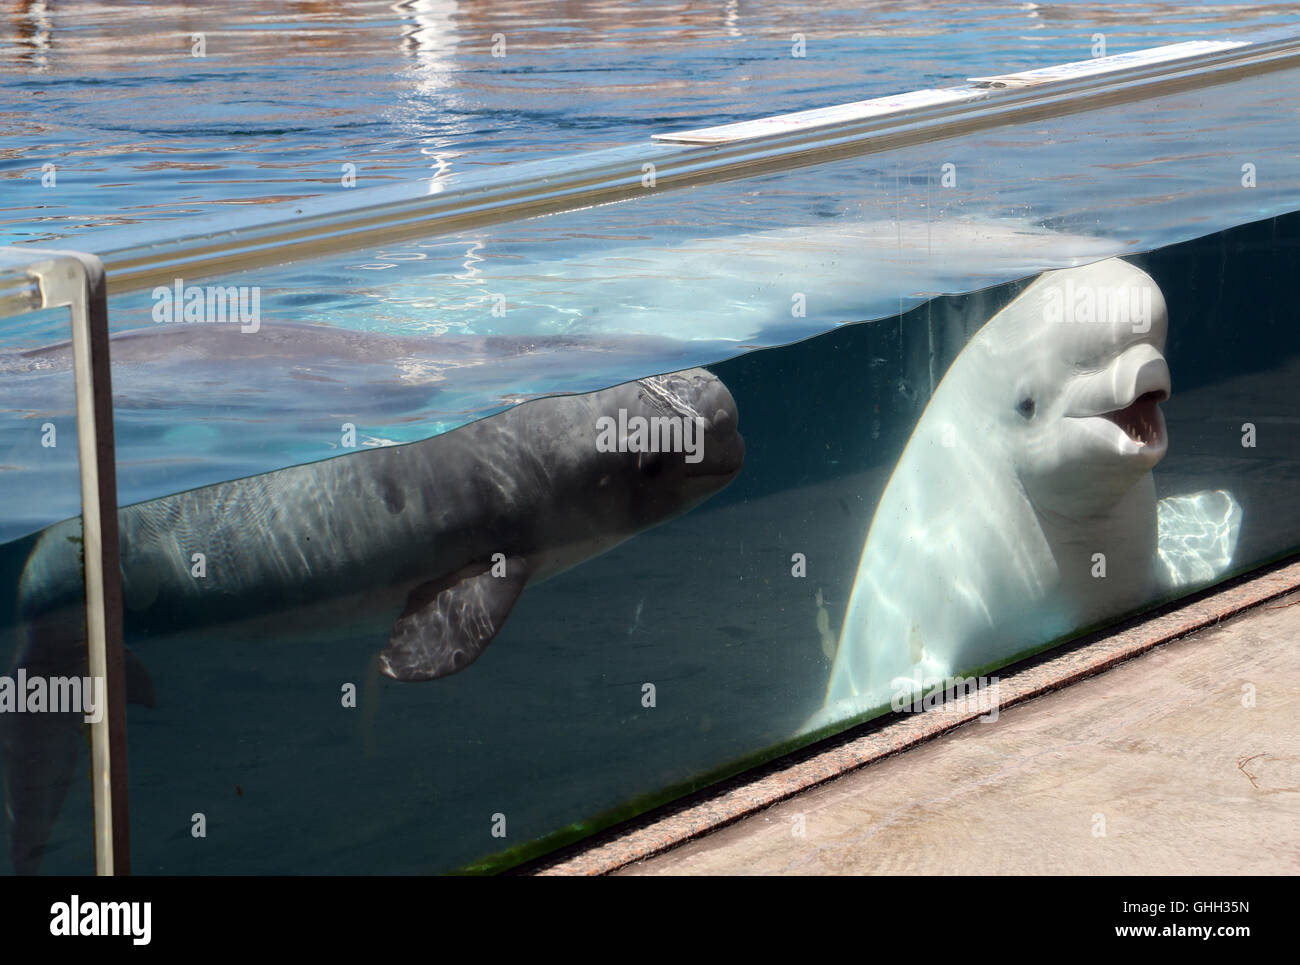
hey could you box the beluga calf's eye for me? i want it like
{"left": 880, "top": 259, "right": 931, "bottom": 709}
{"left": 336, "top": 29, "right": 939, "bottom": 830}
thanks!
{"left": 639, "top": 452, "right": 665, "bottom": 478}
{"left": 1016, "top": 397, "right": 1036, "bottom": 420}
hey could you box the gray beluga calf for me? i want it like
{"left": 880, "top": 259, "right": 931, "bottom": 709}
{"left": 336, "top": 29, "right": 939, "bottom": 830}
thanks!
{"left": 0, "top": 321, "right": 728, "bottom": 542}
{"left": 808, "top": 257, "right": 1191, "bottom": 733}
{"left": 4, "top": 366, "right": 744, "bottom": 872}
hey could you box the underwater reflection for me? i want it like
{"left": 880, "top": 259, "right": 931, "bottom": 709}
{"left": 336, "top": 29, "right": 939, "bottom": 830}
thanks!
{"left": 1157, "top": 489, "right": 1243, "bottom": 588}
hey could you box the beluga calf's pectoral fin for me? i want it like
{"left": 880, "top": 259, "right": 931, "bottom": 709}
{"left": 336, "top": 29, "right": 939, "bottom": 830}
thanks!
{"left": 379, "top": 559, "right": 530, "bottom": 682}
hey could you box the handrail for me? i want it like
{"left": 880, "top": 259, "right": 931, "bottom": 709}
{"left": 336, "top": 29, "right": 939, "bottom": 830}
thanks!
{"left": 0, "top": 247, "right": 130, "bottom": 875}
{"left": 23, "top": 26, "right": 1300, "bottom": 298}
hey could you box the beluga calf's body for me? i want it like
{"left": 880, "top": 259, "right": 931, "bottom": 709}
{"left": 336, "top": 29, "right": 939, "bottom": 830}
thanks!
{"left": 5, "top": 367, "right": 744, "bottom": 872}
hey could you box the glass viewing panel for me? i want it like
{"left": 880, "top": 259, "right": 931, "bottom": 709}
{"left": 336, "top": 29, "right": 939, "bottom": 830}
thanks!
{"left": 1, "top": 303, "right": 98, "bottom": 875}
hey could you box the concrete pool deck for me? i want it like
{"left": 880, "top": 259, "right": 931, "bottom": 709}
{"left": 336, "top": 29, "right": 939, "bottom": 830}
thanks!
{"left": 529, "top": 557, "right": 1300, "bottom": 875}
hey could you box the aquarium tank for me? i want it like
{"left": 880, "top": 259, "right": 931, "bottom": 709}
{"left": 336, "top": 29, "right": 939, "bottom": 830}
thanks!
{"left": 1, "top": 1, "right": 1298, "bottom": 874}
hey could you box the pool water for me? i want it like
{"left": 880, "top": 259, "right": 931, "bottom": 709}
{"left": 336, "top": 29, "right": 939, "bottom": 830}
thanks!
{"left": 6, "top": 0, "right": 1297, "bottom": 246}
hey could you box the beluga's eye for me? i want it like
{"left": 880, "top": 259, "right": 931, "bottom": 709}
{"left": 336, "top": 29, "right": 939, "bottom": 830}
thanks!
{"left": 639, "top": 452, "right": 665, "bottom": 479}
{"left": 1016, "top": 397, "right": 1036, "bottom": 420}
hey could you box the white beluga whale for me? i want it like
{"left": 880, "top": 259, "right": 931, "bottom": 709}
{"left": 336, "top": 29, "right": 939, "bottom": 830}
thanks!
{"left": 2, "top": 367, "right": 744, "bottom": 872}
{"left": 807, "top": 257, "right": 1241, "bottom": 734}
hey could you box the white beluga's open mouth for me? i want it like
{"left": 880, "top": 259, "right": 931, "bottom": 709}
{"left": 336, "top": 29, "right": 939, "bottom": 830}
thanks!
{"left": 1100, "top": 388, "right": 1167, "bottom": 448}
{"left": 1069, "top": 349, "right": 1171, "bottom": 462}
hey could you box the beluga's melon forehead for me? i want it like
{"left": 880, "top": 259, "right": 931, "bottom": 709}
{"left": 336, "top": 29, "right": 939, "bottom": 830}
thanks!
{"left": 615, "top": 367, "right": 736, "bottom": 422}
{"left": 984, "top": 258, "right": 1168, "bottom": 365}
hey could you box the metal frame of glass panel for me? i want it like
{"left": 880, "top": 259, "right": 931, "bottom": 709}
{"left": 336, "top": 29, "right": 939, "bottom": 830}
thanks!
{"left": 0, "top": 249, "right": 128, "bottom": 875}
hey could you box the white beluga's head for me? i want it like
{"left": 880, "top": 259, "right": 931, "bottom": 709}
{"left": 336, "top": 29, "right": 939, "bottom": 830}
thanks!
{"left": 813, "top": 257, "right": 1174, "bottom": 735}
{"left": 959, "top": 257, "right": 1170, "bottom": 520}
